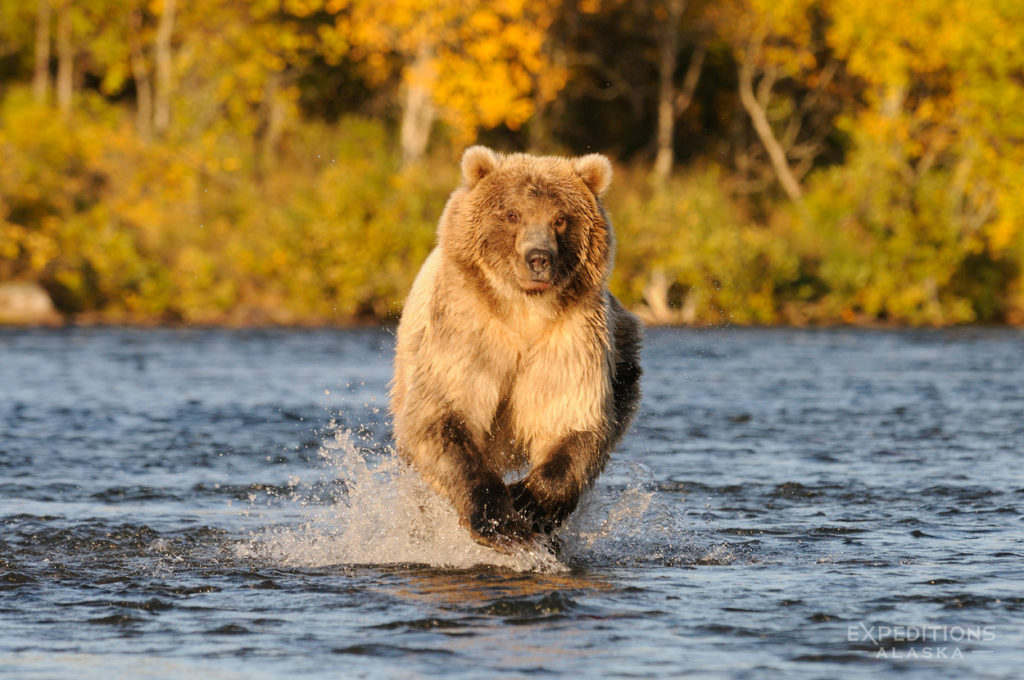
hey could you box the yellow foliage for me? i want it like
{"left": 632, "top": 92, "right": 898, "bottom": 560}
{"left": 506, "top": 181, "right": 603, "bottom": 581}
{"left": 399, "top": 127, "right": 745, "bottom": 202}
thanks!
{"left": 827, "top": 0, "right": 1024, "bottom": 262}
{"left": 328, "top": 0, "right": 566, "bottom": 140}
{"left": 708, "top": 0, "right": 817, "bottom": 73}
{"left": 611, "top": 167, "right": 800, "bottom": 325}
{"left": 4, "top": 0, "right": 1024, "bottom": 326}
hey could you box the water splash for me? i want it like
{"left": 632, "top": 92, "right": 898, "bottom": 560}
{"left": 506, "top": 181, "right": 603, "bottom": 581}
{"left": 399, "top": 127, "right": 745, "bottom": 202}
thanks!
{"left": 238, "top": 426, "right": 691, "bottom": 573}
{"left": 241, "top": 428, "right": 565, "bottom": 572}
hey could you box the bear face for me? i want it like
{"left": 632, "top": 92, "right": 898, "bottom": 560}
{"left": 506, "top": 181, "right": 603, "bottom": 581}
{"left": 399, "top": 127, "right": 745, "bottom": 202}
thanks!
{"left": 440, "top": 146, "right": 615, "bottom": 305}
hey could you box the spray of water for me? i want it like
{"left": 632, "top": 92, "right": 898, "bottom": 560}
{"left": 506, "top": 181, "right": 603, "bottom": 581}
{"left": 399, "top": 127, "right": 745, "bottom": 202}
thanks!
{"left": 238, "top": 424, "right": 690, "bottom": 573}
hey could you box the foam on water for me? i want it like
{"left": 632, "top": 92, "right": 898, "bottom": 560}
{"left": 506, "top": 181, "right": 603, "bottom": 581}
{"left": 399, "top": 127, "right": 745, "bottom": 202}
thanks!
{"left": 240, "top": 426, "right": 671, "bottom": 573}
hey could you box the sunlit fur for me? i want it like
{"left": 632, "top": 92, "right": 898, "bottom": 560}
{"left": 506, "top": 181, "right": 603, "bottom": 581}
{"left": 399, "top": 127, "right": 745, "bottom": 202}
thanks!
{"left": 391, "top": 146, "right": 641, "bottom": 550}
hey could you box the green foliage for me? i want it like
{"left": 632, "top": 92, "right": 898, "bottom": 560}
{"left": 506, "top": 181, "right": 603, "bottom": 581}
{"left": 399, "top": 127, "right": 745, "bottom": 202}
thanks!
{"left": 3, "top": 0, "right": 1024, "bottom": 326}
{"left": 799, "top": 146, "right": 980, "bottom": 325}
{"left": 0, "top": 89, "right": 444, "bottom": 323}
{"left": 216, "top": 118, "right": 450, "bottom": 323}
{"left": 0, "top": 89, "right": 154, "bottom": 315}
{"left": 611, "top": 168, "right": 800, "bottom": 325}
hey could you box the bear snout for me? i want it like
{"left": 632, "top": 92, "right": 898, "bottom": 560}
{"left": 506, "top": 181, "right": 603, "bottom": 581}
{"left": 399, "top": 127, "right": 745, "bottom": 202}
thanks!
{"left": 525, "top": 248, "right": 554, "bottom": 276}
{"left": 516, "top": 226, "right": 558, "bottom": 285}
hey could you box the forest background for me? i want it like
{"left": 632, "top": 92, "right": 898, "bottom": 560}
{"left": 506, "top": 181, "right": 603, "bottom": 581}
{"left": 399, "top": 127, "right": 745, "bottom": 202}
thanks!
{"left": 2, "top": 0, "right": 1024, "bottom": 326}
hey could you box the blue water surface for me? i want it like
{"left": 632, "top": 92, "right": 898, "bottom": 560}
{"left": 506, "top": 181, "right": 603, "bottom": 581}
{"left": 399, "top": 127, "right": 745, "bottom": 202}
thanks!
{"left": 1, "top": 326, "right": 1022, "bottom": 679}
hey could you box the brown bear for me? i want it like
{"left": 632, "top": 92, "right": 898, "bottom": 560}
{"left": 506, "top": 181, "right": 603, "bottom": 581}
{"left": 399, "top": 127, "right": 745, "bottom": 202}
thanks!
{"left": 390, "top": 146, "right": 641, "bottom": 552}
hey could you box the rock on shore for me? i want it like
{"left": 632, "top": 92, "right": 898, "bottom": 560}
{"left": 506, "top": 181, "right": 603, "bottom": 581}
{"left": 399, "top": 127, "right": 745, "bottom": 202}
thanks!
{"left": 0, "top": 282, "right": 61, "bottom": 325}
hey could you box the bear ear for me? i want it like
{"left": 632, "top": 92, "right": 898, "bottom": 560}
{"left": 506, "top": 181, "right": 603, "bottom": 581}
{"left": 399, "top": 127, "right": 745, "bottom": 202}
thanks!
{"left": 461, "top": 146, "right": 500, "bottom": 188}
{"left": 573, "top": 153, "right": 613, "bottom": 198}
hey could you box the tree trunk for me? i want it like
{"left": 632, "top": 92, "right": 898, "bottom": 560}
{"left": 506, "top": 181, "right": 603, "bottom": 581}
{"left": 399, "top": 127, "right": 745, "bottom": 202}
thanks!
{"left": 653, "top": 0, "right": 686, "bottom": 181}
{"left": 55, "top": 1, "right": 72, "bottom": 116}
{"left": 400, "top": 45, "right": 436, "bottom": 165}
{"left": 32, "top": 0, "right": 51, "bottom": 104}
{"left": 258, "top": 74, "right": 286, "bottom": 175}
{"left": 654, "top": 41, "right": 706, "bottom": 182}
{"left": 528, "top": 85, "right": 549, "bottom": 152}
{"left": 154, "top": 0, "right": 176, "bottom": 135}
{"left": 737, "top": 54, "right": 803, "bottom": 202}
{"left": 675, "top": 43, "right": 706, "bottom": 118}
{"left": 129, "top": 10, "right": 153, "bottom": 141}
{"left": 642, "top": 270, "right": 675, "bottom": 324}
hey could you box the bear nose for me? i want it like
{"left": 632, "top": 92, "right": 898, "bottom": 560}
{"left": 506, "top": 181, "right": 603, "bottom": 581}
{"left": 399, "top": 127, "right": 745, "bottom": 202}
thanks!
{"left": 525, "top": 248, "right": 553, "bottom": 275}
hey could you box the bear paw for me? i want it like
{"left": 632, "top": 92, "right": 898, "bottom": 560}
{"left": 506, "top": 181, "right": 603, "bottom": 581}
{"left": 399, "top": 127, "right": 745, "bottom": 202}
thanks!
{"left": 509, "top": 479, "right": 571, "bottom": 536}
{"left": 465, "top": 491, "right": 535, "bottom": 554}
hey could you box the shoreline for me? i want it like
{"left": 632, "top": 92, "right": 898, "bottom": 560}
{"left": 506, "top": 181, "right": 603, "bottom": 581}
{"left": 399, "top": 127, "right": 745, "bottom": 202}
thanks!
{"left": 3, "top": 316, "right": 1021, "bottom": 331}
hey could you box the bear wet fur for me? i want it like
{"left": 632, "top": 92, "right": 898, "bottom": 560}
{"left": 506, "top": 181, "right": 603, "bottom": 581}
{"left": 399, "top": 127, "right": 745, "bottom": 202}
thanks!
{"left": 390, "top": 146, "right": 642, "bottom": 551}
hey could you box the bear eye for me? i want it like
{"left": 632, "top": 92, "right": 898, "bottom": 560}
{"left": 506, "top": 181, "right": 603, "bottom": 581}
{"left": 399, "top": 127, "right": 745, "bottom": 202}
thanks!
{"left": 553, "top": 215, "right": 568, "bottom": 229}
{"left": 506, "top": 210, "right": 520, "bottom": 224}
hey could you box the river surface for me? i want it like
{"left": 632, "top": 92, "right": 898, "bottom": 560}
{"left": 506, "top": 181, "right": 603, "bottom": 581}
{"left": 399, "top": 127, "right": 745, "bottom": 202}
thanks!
{"left": 1, "top": 326, "right": 1022, "bottom": 679}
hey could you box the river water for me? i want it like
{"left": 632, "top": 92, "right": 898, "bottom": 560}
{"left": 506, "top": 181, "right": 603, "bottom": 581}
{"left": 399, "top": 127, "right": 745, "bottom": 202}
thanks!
{"left": 1, "top": 326, "right": 1022, "bottom": 678}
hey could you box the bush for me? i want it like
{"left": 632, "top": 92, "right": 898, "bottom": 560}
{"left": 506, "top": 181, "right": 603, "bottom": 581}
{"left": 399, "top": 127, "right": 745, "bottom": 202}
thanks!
{"left": 610, "top": 167, "right": 800, "bottom": 325}
{"left": 0, "top": 96, "right": 452, "bottom": 324}
{"left": 799, "top": 144, "right": 984, "bottom": 325}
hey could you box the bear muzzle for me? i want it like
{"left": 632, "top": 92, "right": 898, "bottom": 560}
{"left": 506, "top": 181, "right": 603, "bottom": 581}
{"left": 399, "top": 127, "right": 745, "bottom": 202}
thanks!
{"left": 519, "top": 249, "right": 557, "bottom": 292}
{"left": 517, "top": 227, "right": 558, "bottom": 291}
{"left": 525, "top": 248, "right": 554, "bottom": 276}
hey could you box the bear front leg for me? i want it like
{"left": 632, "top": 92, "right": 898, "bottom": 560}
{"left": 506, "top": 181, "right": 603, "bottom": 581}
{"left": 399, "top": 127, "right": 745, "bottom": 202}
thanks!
{"left": 509, "top": 431, "right": 603, "bottom": 535}
{"left": 430, "top": 415, "right": 534, "bottom": 551}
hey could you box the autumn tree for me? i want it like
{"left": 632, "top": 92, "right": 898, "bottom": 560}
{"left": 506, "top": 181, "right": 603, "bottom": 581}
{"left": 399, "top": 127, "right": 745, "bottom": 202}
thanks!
{"left": 708, "top": 0, "right": 841, "bottom": 201}
{"left": 814, "top": 0, "right": 1024, "bottom": 322}
{"left": 649, "top": 0, "right": 707, "bottom": 181}
{"left": 31, "top": 0, "right": 51, "bottom": 102}
{"left": 4, "top": 0, "right": 1024, "bottom": 325}
{"left": 322, "top": 0, "right": 567, "bottom": 163}
{"left": 829, "top": 0, "right": 1024, "bottom": 253}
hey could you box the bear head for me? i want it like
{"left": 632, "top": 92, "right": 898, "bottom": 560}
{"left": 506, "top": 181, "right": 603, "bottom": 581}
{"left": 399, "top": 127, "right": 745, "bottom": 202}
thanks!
{"left": 439, "top": 146, "right": 615, "bottom": 304}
